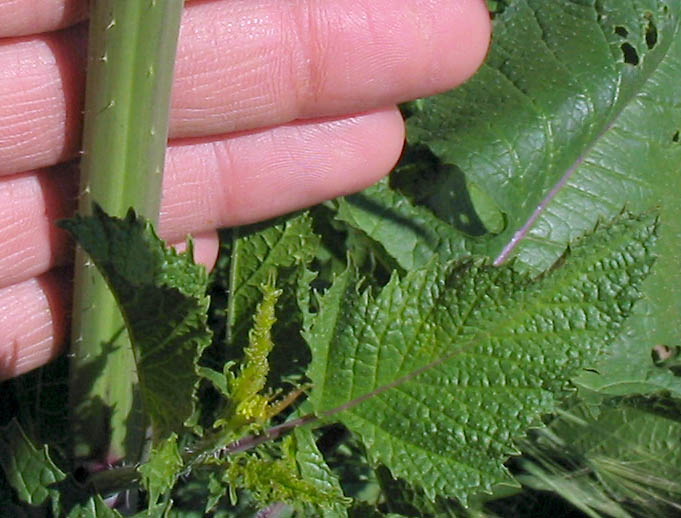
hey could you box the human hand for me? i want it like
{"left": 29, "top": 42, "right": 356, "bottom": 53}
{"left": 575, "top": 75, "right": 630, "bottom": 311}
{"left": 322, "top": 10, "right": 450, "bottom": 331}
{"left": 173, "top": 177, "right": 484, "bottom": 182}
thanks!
{"left": 0, "top": 0, "right": 491, "bottom": 379}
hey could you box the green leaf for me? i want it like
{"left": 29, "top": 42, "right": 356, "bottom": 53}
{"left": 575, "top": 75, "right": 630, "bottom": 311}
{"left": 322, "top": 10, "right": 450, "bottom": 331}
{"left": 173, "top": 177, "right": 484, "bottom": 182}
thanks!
{"left": 66, "top": 496, "right": 125, "bottom": 518}
{"left": 373, "top": 465, "right": 468, "bottom": 518}
{"left": 228, "top": 212, "right": 319, "bottom": 346}
{"left": 206, "top": 473, "right": 227, "bottom": 513}
{"left": 294, "top": 424, "right": 350, "bottom": 517}
{"left": 336, "top": 178, "right": 470, "bottom": 270}
{"left": 139, "top": 433, "right": 183, "bottom": 507}
{"left": 302, "top": 267, "right": 356, "bottom": 413}
{"left": 524, "top": 397, "right": 681, "bottom": 517}
{"left": 304, "top": 214, "right": 656, "bottom": 504}
{"left": 0, "top": 419, "right": 65, "bottom": 511}
{"left": 348, "top": 503, "right": 405, "bottom": 518}
{"left": 225, "top": 213, "right": 320, "bottom": 393}
{"left": 575, "top": 339, "right": 681, "bottom": 398}
{"left": 0, "top": 422, "right": 129, "bottom": 518}
{"left": 406, "top": 0, "right": 677, "bottom": 264}
{"left": 58, "top": 205, "right": 212, "bottom": 440}
{"left": 560, "top": 402, "right": 681, "bottom": 507}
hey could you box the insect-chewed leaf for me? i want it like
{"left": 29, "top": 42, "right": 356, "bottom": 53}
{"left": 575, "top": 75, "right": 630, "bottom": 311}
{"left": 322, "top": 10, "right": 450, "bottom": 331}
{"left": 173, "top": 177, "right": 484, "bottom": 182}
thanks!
{"left": 303, "top": 213, "right": 656, "bottom": 504}
{"left": 399, "top": 0, "right": 681, "bottom": 401}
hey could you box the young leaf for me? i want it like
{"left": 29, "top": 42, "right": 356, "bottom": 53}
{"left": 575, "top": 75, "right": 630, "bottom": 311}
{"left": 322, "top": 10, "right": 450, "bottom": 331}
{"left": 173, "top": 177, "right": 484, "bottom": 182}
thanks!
{"left": 58, "top": 206, "right": 212, "bottom": 440}
{"left": 139, "top": 433, "right": 183, "bottom": 508}
{"left": 304, "top": 213, "right": 656, "bottom": 504}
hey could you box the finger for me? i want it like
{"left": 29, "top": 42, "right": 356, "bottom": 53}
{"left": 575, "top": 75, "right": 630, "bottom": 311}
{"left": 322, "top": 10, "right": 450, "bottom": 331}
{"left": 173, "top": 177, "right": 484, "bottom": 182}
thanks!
{"left": 160, "top": 107, "right": 405, "bottom": 238}
{"left": 0, "top": 26, "right": 86, "bottom": 176}
{"left": 0, "top": 0, "right": 490, "bottom": 174}
{"left": 0, "top": 271, "right": 70, "bottom": 381}
{"left": 169, "top": 230, "right": 220, "bottom": 272}
{"left": 0, "top": 230, "right": 218, "bottom": 380}
{"left": 171, "top": 0, "right": 491, "bottom": 136}
{"left": 0, "top": 0, "right": 87, "bottom": 38}
{"left": 0, "top": 163, "right": 76, "bottom": 290}
{"left": 0, "top": 107, "right": 403, "bottom": 288}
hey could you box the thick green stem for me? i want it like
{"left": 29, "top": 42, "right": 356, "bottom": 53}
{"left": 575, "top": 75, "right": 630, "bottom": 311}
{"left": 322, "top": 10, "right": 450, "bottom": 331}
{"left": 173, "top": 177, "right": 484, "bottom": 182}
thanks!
{"left": 70, "top": 0, "right": 184, "bottom": 462}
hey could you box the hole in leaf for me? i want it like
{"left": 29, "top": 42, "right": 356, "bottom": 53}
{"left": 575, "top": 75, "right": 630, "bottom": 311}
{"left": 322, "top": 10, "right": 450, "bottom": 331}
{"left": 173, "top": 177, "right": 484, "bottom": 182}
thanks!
{"left": 620, "top": 42, "right": 639, "bottom": 65}
{"left": 614, "top": 25, "right": 628, "bottom": 38}
{"left": 645, "top": 18, "right": 658, "bottom": 49}
{"left": 651, "top": 344, "right": 681, "bottom": 370}
{"left": 673, "top": 130, "right": 680, "bottom": 143}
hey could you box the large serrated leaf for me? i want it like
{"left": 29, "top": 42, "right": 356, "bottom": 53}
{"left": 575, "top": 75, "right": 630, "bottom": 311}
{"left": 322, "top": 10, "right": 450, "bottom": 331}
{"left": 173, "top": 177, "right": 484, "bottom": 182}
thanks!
{"left": 59, "top": 206, "right": 211, "bottom": 439}
{"left": 406, "top": 0, "right": 678, "bottom": 263}
{"left": 304, "top": 214, "right": 655, "bottom": 504}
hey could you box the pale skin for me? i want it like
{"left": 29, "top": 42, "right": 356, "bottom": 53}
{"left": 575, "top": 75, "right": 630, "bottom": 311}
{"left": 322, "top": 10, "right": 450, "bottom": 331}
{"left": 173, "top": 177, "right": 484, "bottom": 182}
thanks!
{"left": 0, "top": 0, "right": 491, "bottom": 379}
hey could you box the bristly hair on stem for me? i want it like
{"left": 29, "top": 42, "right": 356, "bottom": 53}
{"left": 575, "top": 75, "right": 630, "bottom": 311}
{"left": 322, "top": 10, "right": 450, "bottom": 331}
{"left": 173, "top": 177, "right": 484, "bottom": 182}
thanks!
{"left": 68, "top": 0, "right": 184, "bottom": 463}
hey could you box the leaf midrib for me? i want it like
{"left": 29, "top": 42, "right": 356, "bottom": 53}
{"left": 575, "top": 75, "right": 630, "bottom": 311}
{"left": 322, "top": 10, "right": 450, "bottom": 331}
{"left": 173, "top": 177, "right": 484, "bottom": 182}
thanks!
{"left": 497, "top": 11, "right": 680, "bottom": 263}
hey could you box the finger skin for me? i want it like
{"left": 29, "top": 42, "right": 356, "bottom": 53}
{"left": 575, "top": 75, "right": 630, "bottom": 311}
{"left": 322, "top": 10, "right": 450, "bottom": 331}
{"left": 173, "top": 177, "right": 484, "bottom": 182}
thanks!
{"left": 171, "top": 0, "right": 491, "bottom": 136}
{"left": 0, "top": 0, "right": 87, "bottom": 37}
{"left": 0, "top": 271, "right": 70, "bottom": 380}
{"left": 0, "top": 0, "right": 490, "bottom": 174}
{"left": 0, "top": 231, "right": 219, "bottom": 380}
{"left": 0, "top": 164, "right": 76, "bottom": 289}
{"left": 161, "top": 107, "right": 405, "bottom": 236}
{"left": 0, "top": 27, "right": 86, "bottom": 175}
{"left": 0, "top": 108, "right": 404, "bottom": 289}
